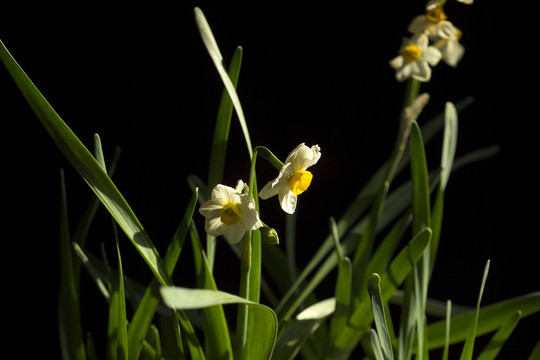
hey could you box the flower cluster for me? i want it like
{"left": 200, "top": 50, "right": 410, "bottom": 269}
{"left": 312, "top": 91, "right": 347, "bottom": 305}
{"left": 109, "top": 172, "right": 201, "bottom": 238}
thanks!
{"left": 389, "top": 0, "right": 472, "bottom": 82}
{"left": 199, "top": 143, "right": 321, "bottom": 244}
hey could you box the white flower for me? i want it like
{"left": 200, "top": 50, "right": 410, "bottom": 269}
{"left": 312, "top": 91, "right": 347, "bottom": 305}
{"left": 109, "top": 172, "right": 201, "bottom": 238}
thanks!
{"left": 259, "top": 143, "right": 321, "bottom": 214}
{"left": 408, "top": 5, "right": 460, "bottom": 40}
{"left": 457, "top": 0, "right": 473, "bottom": 4}
{"left": 199, "top": 184, "right": 263, "bottom": 244}
{"left": 435, "top": 32, "right": 465, "bottom": 67}
{"left": 389, "top": 33, "right": 442, "bottom": 82}
{"left": 407, "top": 5, "right": 465, "bottom": 68}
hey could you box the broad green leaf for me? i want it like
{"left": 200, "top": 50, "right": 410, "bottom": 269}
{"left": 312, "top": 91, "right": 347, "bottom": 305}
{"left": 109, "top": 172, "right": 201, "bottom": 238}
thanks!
{"left": 476, "top": 310, "right": 521, "bottom": 360}
{"left": 58, "top": 170, "right": 87, "bottom": 360}
{"left": 160, "top": 287, "right": 278, "bottom": 360}
{"left": 194, "top": 7, "right": 253, "bottom": 159}
{"left": 0, "top": 38, "right": 171, "bottom": 287}
{"left": 460, "top": 260, "right": 490, "bottom": 360}
{"left": 368, "top": 274, "right": 394, "bottom": 360}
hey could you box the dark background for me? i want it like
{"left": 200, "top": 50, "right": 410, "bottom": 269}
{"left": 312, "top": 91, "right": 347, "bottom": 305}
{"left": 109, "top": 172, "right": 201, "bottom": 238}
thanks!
{"left": 1, "top": 1, "right": 538, "bottom": 358}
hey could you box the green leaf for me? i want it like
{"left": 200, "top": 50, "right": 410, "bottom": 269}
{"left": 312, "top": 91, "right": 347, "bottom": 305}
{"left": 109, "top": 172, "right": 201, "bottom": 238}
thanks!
{"left": 0, "top": 38, "right": 171, "bottom": 287}
{"left": 368, "top": 274, "right": 394, "bottom": 360}
{"left": 460, "top": 259, "right": 490, "bottom": 360}
{"left": 206, "top": 46, "right": 243, "bottom": 271}
{"left": 160, "top": 287, "right": 278, "bottom": 360}
{"left": 427, "top": 289, "right": 540, "bottom": 350}
{"left": 127, "top": 189, "right": 199, "bottom": 360}
{"left": 194, "top": 7, "right": 253, "bottom": 160}
{"left": 529, "top": 340, "right": 540, "bottom": 359}
{"left": 440, "top": 102, "right": 458, "bottom": 192}
{"left": 326, "top": 228, "right": 432, "bottom": 359}
{"left": 410, "top": 120, "right": 431, "bottom": 234}
{"left": 58, "top": 170, "right": 87, "bottom": 360}
{"left": 273, "top": 298, "right": 335, "bottom": 360}
{"left": 442, "top": 300, "right": 452, "bottom": 360}
{"left": 189, "top": 225, "right": 233, "bottom": 360}
{"left": 476, "top": 310, "right": 521, "bottom": 360}
{"left": 115, "top": 238, "right": 128, "bottom": 360}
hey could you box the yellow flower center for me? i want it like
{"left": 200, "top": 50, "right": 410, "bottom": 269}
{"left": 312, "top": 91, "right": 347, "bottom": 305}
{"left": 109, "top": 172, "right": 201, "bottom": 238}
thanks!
{"left": 426, "top": 7, "right": 447, "bottom": 23}
{"left": 288, "top": 170, "right": 313, "bottom": 195}
{"left": 402, "top": 45, "right": 422, "bottom": 62}
{"left": 220, "top": 202, "right": 243, "bottom": 225}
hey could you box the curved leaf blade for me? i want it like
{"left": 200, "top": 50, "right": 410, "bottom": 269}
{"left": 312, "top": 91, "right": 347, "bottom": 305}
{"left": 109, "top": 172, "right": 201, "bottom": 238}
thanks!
{"left": 0, "top": 38, "right": 171, "bottom": 287}
{"left": 160, "top": 287, "right": 277, "bottom": 360}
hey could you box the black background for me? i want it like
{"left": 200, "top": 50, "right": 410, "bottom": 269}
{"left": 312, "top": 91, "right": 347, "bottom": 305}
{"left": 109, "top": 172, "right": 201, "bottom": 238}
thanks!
{"left": 1, "top": 1, "right": 539, "bottom": 358}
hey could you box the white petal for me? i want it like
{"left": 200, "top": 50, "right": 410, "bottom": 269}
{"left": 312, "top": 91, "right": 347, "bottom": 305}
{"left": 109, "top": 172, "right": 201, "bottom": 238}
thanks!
{"left": 288, "top": 143, "right": 321, "bottom": 171}
{"left": 396, "top": 62, "right": 413, "bottom": 82}
{"left": 239, "top": 195, "right": 263, "bottom": 230}
{"left": 222, "top": 224, "right": 246, "bottom": 244}
{"left": 442, "top": 41, "right": 464, "bottom": 67}
{"left": 423, "top": 46, "right": 442, "bottom": 66}
{"left": 412, "top": 60, "right": 431, "bottom": 82}
{"left": 412, "top": 33, "right": 429, "bottom": 50}
{"left": 407, "top": 16, "right": 429, "bottom": 34}
{"left": 259, "top": 162, "right": 292, "bottom": 199}
{"left": 389, "top": 56, "right": 404, "bottom": 70}
{"left": 278, "top": 186, "right": 297, "bottom": 214}
{"left": 205, "top": 216, "right": 226, "bottom": 237}
{"left": 199, "top": 199, "right": 224, "bottom": 217}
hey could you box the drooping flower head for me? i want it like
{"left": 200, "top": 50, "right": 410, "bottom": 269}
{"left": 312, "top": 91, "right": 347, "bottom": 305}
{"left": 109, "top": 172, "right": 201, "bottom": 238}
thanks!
{"left": 389, "top": 33, "right": 442, "bottom": 82}
{"left": 199, "top": 184, "right": 263, "bottom": 244}
{"left": 259, "top": 143, "right": 321, "bottom": 214}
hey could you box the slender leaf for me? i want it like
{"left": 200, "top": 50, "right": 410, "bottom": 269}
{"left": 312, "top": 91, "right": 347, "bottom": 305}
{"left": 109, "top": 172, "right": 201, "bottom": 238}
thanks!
{"left": 0, "top": 38, "right": 171, "bottom": 287}
{"left": 58, "top": 170, "right": 87, "bottom": 360}
{"left": 476, "top": 310, "right": 521, "bottom": 360}
{"left": 160, "top": 287, "right": 278, "bottom": 360}
{"left": 440, "top": 102, "right": 458, "bottom": 191}
{"left": 194, "top": 7, "right": 253, "bottom": 159}
{"left": 442, "top": 300, "right": 452, "bottom": 360}
{"left": 189, "top": 225, "right": 233, "bottom": 360}
{"left": 459, "top": 259, "right": 490, "bottom": 360}
{"left": 368, "top": 273, "right": 394, "bottom": 360}
{"left": 206, "top": 46, "right": 243, "bottom": 271}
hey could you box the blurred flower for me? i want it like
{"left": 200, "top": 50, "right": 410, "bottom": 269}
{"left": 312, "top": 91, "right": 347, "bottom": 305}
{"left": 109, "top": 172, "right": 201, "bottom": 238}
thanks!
{"left": 259, "top": 143, "right": 321, "bottom": 214}
{"left": 433, "top": 27, "right": 465, "bottom": 67}
{"left": 389, "top": 33, "right": 442, "bottom": 82}
{"left": 199, "top": 184, "right": 263, "bottom": 244}
{"left": 457, "top": 0, "right": 473, "bottom": 4}
{"left": 408, "top": 5, "right": 465, "bottom": 67}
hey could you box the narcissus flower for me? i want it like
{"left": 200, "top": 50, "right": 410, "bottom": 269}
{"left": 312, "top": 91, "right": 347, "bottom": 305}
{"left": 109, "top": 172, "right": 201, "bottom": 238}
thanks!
{"left": 408, "top": 5, "right": 465, "bottom": 68}
{"left": 259, "top": 143, "right": 321, "bottom": 214}
{"left": 199, "top": 184, "right": 263, "bottom": 244}
{"left": 389, "top": 33, "right": 442, "bottom": 82}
